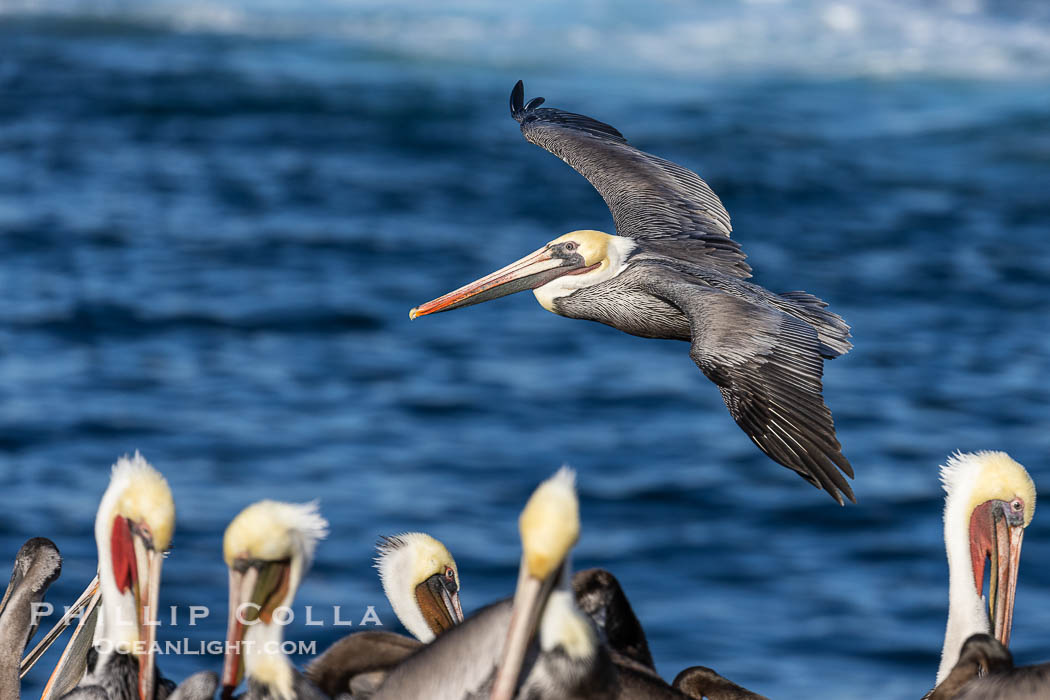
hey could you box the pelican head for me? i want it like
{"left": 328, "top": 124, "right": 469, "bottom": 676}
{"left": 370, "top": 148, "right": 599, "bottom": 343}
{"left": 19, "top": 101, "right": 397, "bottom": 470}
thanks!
{"left": 491, "top": 467, "right": 591, "bottom": 700}
{"left": 409, "top": 230, "right": 635, "bottom": 318}
{"left": 937, "top": 451, "right": 1035, "bottom": 684}
{"left": 94, "top": 452, "right": 174, "bottom": 700}
{"left": 374, "top": 533, "right": 464, "bottom": 643}
{"left": 221, "top": 500, "right": 328, "bottom": 700}
{"left": 0, "top": 538, "right": 61, "bottom": 672}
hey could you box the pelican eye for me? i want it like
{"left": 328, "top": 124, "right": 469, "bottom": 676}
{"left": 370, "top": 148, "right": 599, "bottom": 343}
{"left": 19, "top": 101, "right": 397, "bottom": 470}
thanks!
{"left": 1011, "top": 499, "right": 1023, "bottom": 513}
{"left": 445, "top": 566, "right": 455, "bottom": 580}
{"left": 563, "top": 241, "right": 578, "bottom": 252}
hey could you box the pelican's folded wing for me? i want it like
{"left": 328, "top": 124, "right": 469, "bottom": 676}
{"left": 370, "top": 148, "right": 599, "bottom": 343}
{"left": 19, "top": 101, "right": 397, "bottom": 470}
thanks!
{"left": 509, "top": 81, "right": 750, "bottom": 279}
{"left": 305, "top": 631, "right": 421, "bottom": 698}
{"left": 659, "top": 281, "right": 854, "bottom": 504}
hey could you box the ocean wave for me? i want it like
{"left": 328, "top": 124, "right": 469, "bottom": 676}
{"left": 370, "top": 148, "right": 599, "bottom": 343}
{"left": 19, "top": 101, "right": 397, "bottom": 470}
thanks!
{"left": 3, "top": 0, "right": 1050, "bottom": 79}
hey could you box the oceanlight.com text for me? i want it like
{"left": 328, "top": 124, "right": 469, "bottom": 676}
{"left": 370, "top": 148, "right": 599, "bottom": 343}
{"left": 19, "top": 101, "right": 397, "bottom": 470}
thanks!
{"left": 94, "top": 639, "right": 319, "bottom": 656}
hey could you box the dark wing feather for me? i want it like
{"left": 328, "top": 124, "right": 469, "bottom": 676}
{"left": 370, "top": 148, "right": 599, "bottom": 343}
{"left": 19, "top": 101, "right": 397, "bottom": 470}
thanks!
{"left": 657, "top": 280, "right": 854, "bottom": 504}
{"left": 510, "top": 81, "right": 749, "bottom": 278}
{"left": 305, "top": 631, "right": 420, "bottom": 697}
{"left": 955, "top": 665, "right": 1050, "bottom": 700}
{"left": 673, "top": 666, "right": 771, "bottom": 700}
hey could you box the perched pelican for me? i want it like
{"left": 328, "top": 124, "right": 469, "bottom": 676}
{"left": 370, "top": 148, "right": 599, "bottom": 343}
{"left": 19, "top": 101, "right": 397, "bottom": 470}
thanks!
{"left": 933, "top": 452, "right": 1035, "bottom": 688}
{"left": 367, "top": 469, "right": 575, "bottom": 699}
{"left": 375, "top": 533, "right": 464, "bottom": 644}
{"left": 573, "top": 570, "right": 766, "bottom": 700}
{"left": 410, "top": 81, "right": 855, "bottom": 504}
{"left": 572, "top": 568, "right": 654, "bottom": 672}
{"left": 1, "top": 538, "right": 62, "bottom": 698}
{"left": 372, "top": 469, "right": 690, "bottom": 699}
{"left": 673, "top": 667, "right": 769, "bottom": 700}
{"left": 53, "top": 453, "right": 175, "bottom": 700}
{"left": 489, "top": 468, "right": 690, "bottom": 700}
{"left": 928, "top": 633, "right": 1050, "bottom": 699}
{"left": 221, "top": 500, "right": 328, "bottom": 700}
{"left": 306, "top": 532, "right": 464, "bottom": 697}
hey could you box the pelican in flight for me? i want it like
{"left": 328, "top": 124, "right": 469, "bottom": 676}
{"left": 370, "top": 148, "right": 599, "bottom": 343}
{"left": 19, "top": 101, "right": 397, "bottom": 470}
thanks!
{"left": 929, "top": 633, "right": 1050, "bottom": 699}
{"left": 410, "top": 81, "right": 855, "bottom": 504}
{"left": 221, "top": 500, "right": 329, "bottom": 700}
{"left": 1, "top": 538, "right": 62, "bottom": 698}
{"left": 306, "top": 532, "right": 464, "bottom": 697}
{"left": 931, "top": 451, "right": 1035, "bottom": 692}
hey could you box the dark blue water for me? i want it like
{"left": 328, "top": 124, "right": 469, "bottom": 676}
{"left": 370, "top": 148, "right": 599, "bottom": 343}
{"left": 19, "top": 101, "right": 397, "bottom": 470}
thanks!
{"left": 1, "top": 2, "right": 1049, "bottom": 697}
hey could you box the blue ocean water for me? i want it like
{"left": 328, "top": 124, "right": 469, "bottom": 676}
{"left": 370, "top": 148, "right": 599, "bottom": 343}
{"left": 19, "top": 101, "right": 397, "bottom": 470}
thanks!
{"left": 1, "top": 1, "right": 1048, "bottom": 697}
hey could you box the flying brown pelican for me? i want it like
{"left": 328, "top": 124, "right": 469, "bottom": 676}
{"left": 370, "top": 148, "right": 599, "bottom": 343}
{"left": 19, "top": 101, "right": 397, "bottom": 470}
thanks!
{"left": 931, "top": 452, "right": 1035, "bottom": 690}
{"left": 306, "top": 532, "right": 464, "bottom": 697}
{"left": 46, "top": 453, "right": 176, "bottom": 700}
{"left": 221, "top": 500, "right": 329, "bottom": 700}
{"left": 410, "top": 81, "right": 855, "bottom": 504}
{"left": 1, "top": 538, "right": 62, "bottom": 698}
{"left": 928, "top": 633, "right": 1050, "bottom": 699}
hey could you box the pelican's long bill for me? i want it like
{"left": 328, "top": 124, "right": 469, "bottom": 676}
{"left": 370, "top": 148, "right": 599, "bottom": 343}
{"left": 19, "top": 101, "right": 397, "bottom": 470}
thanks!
{"left": 36, "top": 578, "right": 102, "bottom": 700}
{"left": 490, "top": 468, "right": 580, "bottom": 700}
{"left": 409, "top": 244, "right": 595, "bottom": 319}
{"left": 113, "top": 516, "right": 165, "bottom": 700}
{"left": 490, "top": 558, "right": 562, "bottom": 700}
{"left": 221, "top": 559, "right": 292, "bottom": 698}
{"left": 971, "top": 499, "right": 1025, "bottom": 648}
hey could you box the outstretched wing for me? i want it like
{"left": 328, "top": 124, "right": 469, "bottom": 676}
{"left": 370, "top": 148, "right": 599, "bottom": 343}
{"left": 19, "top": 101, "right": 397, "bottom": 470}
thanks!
{"left": 657, "top": 278, "right": 854, "bottom": 504}
{"left": 510, "top": 81, "right": 750, "bottom": 278}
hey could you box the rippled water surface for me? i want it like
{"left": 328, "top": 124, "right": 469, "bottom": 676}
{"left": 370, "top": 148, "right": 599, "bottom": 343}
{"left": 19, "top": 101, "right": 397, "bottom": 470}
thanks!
{"left": 1, "top": 2, "right": 1049, "bottom": 697}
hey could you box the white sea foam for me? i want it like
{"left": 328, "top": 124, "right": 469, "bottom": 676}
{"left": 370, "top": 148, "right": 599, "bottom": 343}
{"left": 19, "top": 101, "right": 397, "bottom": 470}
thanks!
{"left": 3, "top": 0, "right": 1050, "bottom": 79}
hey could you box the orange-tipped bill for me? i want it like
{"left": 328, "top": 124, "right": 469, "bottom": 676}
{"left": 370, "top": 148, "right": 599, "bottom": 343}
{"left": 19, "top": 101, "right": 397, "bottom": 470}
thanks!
{"left": 410, "top": 246, "right": 593, "bottom": 319}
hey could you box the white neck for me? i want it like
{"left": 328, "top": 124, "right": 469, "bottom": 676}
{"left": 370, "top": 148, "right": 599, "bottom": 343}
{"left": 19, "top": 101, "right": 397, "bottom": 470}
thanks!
{"left": 538, "top": 559, "right": 595, "bottom": 661}
{"left": 533, "top": 237, "right": 636, "bottom": 312}
{"left": 93, "top": 495, "right": 139, "bottom": 651}
{"left": 378, "top": 547, "right": 433, "bottom": 642}
{"left": 937, "top": 485, "right": 988, "bottom": 684}
{"left": 244, "top": 621, "right": 294, "bottom": 700}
